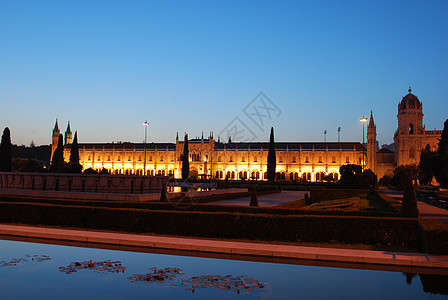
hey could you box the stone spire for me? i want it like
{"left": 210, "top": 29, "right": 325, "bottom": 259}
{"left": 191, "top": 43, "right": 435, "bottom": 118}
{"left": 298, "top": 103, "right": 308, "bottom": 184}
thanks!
{"left": 65, "top": 121, "right": 73, "bottom": 145}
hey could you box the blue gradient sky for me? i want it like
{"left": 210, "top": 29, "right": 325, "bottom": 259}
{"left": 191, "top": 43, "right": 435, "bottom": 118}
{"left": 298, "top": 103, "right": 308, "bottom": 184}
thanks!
{"left": 1, "top": 0, "right": 447, "bottom": 147}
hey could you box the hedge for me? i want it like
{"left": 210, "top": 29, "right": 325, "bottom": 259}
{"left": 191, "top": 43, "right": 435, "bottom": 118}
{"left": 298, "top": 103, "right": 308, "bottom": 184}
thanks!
{"left": 0, "top": 201, "right": 418, "bottom": 247}
{"left": 418, "top": 218, "right": 448, "bottom": 254}
{"left": 0, "top": 195, "right": 400, "bottom": 217}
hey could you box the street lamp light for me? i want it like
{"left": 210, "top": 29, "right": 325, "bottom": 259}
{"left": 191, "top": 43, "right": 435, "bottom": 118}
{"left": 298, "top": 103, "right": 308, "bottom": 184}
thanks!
{"left": 142, "top": 121, "right": 149, "bottom": 175}
{"left": 360, "top": 116, "right": 368, "bottom": 171}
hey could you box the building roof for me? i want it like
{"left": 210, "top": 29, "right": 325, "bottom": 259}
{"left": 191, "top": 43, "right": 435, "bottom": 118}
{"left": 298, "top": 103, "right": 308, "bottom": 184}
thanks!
{"left": 377, "top": 148, "right": 394, "bottom": 154}
{"left": 400, "top": 88, "right": 421, "bottom": 109}
{"left": 67, "top": 141, "right": 364, "bottom": 151}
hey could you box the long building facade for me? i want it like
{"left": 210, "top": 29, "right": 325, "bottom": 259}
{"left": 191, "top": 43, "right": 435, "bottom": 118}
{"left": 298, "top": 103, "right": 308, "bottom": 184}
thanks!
{"left": 53, "top": 88, "right": 442, "bottom": 181}
{"left": 57, "top": 129, "right": 365, "bottom": 181}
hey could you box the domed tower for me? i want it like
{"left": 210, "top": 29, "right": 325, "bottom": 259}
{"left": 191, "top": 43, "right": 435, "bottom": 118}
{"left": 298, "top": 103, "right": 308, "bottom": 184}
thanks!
{"left": 367, "top": 111, "right": 377, "bottom": 172}
{"left": 394, "top": 87, "right": 425, "bottom": 166}
{"left": 51, "top": 119, "right": 60, "bottom": 161}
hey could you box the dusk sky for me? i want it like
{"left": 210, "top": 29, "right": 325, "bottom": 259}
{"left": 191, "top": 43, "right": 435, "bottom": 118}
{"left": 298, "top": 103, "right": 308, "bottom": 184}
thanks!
{"left": 1, "top": 0, "right": 447, "bottom": 147}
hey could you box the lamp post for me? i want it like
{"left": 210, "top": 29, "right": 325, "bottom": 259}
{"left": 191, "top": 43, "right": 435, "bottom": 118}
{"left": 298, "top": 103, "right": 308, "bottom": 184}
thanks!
{"left": 360, "top": 116, "right": 367, "bottom": 171}
{"left": 142, "top": 121, "right": 149, "bottom": 175}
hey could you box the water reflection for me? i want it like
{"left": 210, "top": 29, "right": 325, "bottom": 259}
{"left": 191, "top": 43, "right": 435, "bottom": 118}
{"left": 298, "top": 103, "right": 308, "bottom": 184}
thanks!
{"left": 404, "top": 272, "right": 448, "bottom": 296}
{"left": 1, "top": 239, "right": 447, "bottom": 299}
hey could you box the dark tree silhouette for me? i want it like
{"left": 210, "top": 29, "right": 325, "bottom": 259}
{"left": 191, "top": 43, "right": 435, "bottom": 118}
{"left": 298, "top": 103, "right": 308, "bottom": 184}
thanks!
{"left": 392, "top": 164, "right": 418, "bottom": 190}
{"left": 70, "top": 131, "right": 79, "bottom": 164}
{"left": 50, "top": 134, "right": 64, "bottom": 172}
{"left": 435, "top": 119, "right": 448, "bottom": 187}
{"left": 0, "top": 127, "right": 12, "bottom": 172}
{"left": 65, "top": 131, "right": 82, "bottom": 173}
{"left": 419, "top": 144, "right": 437, "bottom": 185}
{"left": 401, "top": 174, "right": 419, "bottom": 218}
{"left": 339, "top": 164, "right": 362, "bottom": 184}
{"left": 160, "top": 183, "right": 168, "bottom": 202}
{"left": 182, "top": 134, "right": 189, "bottom": 181}
{"left": 249, "top": 186, "right": 259, "bottom": 207}
{"left": 267, "top": 127, "right": 276, "bottom": 182}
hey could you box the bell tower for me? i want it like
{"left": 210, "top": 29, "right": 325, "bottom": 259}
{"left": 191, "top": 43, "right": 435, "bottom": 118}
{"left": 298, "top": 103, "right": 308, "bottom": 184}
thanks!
{"left": 394, "top": 87, "right": 425, "bottom": 165}
{"left": 367, "top": 111, "right": 377, "bottom": 172}
{"left": 51, "top": 119, "right": 60, "bottom": 161}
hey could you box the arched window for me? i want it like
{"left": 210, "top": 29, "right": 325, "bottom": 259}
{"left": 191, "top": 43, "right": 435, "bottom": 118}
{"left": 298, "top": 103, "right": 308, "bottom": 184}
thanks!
{"left": 160, "top": 156, "right": 164, "bottom": 162}
{"left": 409, "top": 124, "right": 414, "bottom": 134}
{"left": 118, "top": 156, "right": 121, "bottom": 161}
{"left": 229, "top": 156, "right": 233, "bottom": 162}
{"left": 305, "top": 156, "right": 310, "bottom": 163}
{"left": 279, "top": 156, "right": 283, "bottom": 163}
{"left": 264, "top": 172, "right": 267, "bottom": 180}
{"left": 346, "top": 156, "right": 350, "bottom": 163}
{"left": 292, "top": 156, "right": 296, "bottom": 163}
{"left": 290, "top": 173, "right": 294, "bottom": 181}
{"left": 332, "top": 157, "right": 336, "bottom": 163}
{"left": 149, "top": 155, "right": 152, "bottom": 161}
{"left": 318, "top": 156, "right": 322, "bottom": 163}
{"left": 128, "top": 156, "right": 131, "bottom": 161}
{"left": 254, "top": 156, "right": 258, "bottom": 162}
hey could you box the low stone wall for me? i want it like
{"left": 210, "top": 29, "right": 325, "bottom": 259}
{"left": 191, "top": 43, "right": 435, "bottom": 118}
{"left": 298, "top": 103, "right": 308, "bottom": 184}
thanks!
{"left": 0, "top": 172, "right": 169, "bottom": 194}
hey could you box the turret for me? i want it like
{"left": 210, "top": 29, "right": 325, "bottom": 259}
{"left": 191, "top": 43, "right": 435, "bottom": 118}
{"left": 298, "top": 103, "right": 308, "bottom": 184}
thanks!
{"left": 65, "top": 121, "right": 72, "bottom": 145}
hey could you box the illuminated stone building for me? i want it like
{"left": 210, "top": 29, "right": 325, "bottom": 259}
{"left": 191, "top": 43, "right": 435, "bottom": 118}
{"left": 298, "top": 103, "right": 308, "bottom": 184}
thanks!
{"left": 52, "top": 88, "right": 442, "bottom": 181}
{"left": 53, "top": 122, "right": 365, "bottom": 181}
{"left": 367, "top": 88, "right": 442, "bottom": 178}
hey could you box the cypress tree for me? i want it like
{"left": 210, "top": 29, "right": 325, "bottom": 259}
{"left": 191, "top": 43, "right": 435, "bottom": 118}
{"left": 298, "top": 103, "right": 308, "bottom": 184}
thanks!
{"left": 249, "top": 186, "right": 259, "bottom": 207}
{"left": 182, "top": 134, "right": 190, "bottom": 181}
{"left": 401, "top": 175, "right": 419, "bottom": 218}
{"left": 267, "top": 127, "right": 276, "bottom": 182}
{"left": 160, "top": 182, "right": 168, "bottom": 202}
{"left": 0, "top": 127, "right": 12, "bottom": 172}
{"left": 69, "top": 131, "right": 79, "bottom": 164}
{"left": 66, "top": 131, "right": 82, "bottom": 173}
{"left": 50, "top": 134, "right": 64, "bottom": 172}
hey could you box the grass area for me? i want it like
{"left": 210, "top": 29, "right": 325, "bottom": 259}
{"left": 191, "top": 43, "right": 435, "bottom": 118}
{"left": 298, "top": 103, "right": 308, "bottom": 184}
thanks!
{"left": 303, "top": 196, "right": 372, "bottom": 211}
{"left": 272, "top": 199, "right": 306, "bottom": 209}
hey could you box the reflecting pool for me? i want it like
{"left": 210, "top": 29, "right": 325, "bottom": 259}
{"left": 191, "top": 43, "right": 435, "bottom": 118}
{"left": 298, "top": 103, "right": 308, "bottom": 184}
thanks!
{"left": 0, "top": 238, "right": 447, "bottom": 299}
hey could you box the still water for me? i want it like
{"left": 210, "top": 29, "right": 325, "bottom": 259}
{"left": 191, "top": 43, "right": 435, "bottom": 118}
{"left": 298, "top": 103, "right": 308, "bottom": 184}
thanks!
{"left": 0, "top": 238, "right": 446, "bottom": 299}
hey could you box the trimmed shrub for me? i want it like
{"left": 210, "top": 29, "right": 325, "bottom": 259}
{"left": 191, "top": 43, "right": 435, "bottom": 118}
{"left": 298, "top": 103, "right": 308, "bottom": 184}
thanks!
{"left": 0, "top": 201, "right": 418, "bottom": 247}
{"left": 418, "top": 218, "right": 448, "bottom": 254}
